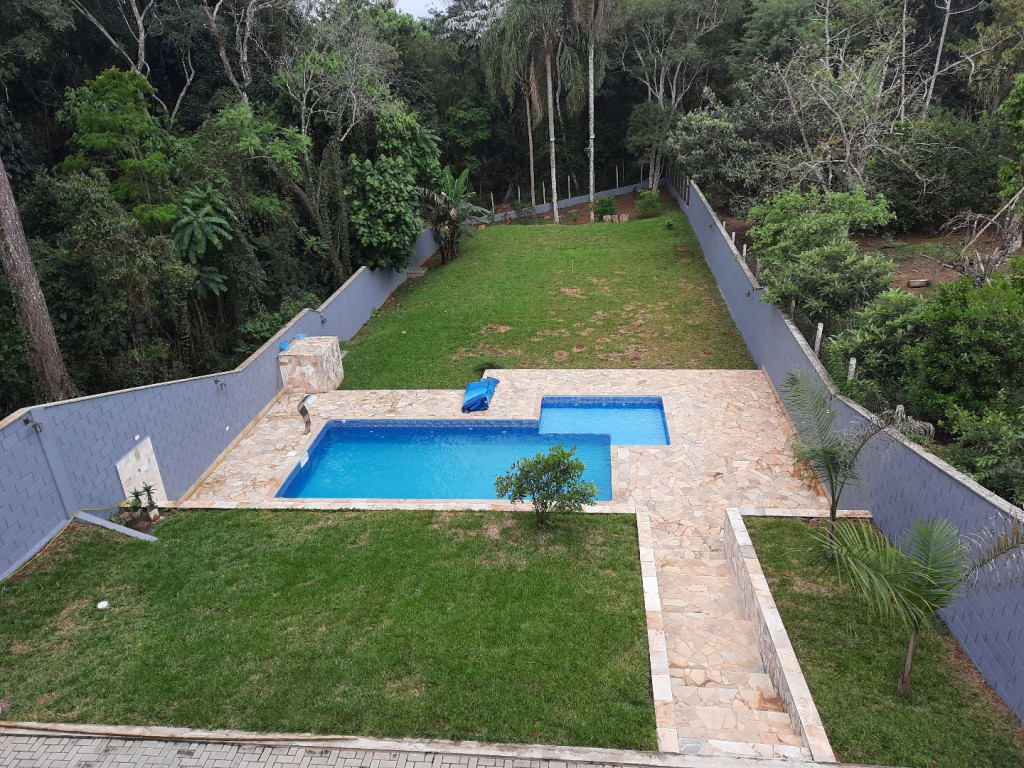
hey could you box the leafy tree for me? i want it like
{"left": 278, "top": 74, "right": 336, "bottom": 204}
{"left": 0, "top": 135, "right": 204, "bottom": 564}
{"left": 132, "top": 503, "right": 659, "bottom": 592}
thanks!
{"left": 750, "top": 186, "right": 895, "bottom": 322}
{"left": 346, "top": 155, "right": 420, "bottom": 271}
{"left": 495, "top": 443, "right": 599, "bottom": 525}
{"left": 761, "top": 241, "right": 896, "bottom": 325}
{"left": 946, "top": 397, "right": 1024, "bottom": 506}
{"left": 782, "top": 368, "right": 932, "bottom": 539}
{"left": 749, "top": 186, "right": 894, "bottom": 266}
{"left": 821, "top": 517, "right": 1024, "bottom": 696}
{"left": 22, "top": 171, "right": 196, "bottom": 392}
{"left": 825, "top": 289, "right": 925, "bottom": 405}
{"left": 900, "top": 276, "right": 1024, "bottom": 423}
{"left": 57, "top": 68, "right": 173, "bottom": 208}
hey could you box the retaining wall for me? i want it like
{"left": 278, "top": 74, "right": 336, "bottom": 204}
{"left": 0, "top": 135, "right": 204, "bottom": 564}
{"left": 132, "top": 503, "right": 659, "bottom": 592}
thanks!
{"left": 664, "top": 171, "right": 1024, "bottom": 721}
{"left": 0, "top": 230, "right": 439, "bottom": 580}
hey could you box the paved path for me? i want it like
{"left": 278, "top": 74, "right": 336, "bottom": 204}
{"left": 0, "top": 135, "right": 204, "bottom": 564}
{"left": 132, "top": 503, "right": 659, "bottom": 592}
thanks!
{"left": 0, "top": 732, "right": 882, "bottom": 768}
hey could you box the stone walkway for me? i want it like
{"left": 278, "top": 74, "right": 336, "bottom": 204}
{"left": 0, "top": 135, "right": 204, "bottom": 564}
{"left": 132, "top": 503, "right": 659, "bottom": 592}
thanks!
{"left": 0, "top": 732, "right": 878, "bottom": 768}
{"left": 182, "top": 370, "right": 830, "bottom": 761}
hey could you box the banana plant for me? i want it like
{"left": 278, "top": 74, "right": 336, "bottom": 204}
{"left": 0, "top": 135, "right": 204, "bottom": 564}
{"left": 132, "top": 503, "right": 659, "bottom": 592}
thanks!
{"left": 421, "top": 167, "right": 488, "bottom": 265}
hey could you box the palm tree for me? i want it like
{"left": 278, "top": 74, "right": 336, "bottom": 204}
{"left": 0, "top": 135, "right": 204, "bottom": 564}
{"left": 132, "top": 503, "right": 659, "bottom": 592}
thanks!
{"left": 782, "top": 368, "right": 932, "bottom": 539}
{"left": 572, "top": 0, "right": 609, "bottom": 221}
{"left": 482, "top": 18, "right": 542, "bottom": 208}
{"left": 501, "top": 0, "right": 566, "bottom": 222}
{"left": 821, "top": 517, "right": 1024, "bottom": 696}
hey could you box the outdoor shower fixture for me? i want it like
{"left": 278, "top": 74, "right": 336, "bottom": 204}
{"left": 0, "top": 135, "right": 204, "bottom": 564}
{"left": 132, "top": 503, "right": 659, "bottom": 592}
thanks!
{"left": 298, "top": 394, "right": 318, "bottom": 435}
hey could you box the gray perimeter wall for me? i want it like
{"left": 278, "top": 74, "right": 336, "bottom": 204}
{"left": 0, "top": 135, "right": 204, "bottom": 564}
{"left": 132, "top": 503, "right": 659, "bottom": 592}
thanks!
{"left": 664, "top": 171, "right": 1024, "bottom": 722}
{"left": 0, "top": 230, "right": 440, "bottom": 580}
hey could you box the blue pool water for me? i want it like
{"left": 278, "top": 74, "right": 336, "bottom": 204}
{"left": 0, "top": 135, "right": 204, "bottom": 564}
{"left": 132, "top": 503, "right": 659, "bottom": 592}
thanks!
{"left": 539, "top": 396, "right": 669, "bottom": 445}
{"left": 277, "top": 420, "right": 613, "bottom": 500}
{"left": 276, "top": 396, "right": 669, "bottom": 500}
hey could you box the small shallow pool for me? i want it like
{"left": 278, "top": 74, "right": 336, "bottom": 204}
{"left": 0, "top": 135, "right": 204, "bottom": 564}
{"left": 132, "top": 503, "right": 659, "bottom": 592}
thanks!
{"left": 539, "top": 396, "right": 669, "bottom": 445}
{"left": 277, "top": 395, "right": 668, "bottom": 501}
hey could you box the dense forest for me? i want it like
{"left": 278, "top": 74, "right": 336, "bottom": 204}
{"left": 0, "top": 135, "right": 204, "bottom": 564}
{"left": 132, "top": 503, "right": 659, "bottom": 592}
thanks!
{"left": 1, "top": 0, "right": 1023, "bottom": 503}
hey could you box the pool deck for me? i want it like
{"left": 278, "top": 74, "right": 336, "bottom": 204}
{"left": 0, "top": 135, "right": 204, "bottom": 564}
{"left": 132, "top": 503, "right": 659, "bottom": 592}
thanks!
{"left": 181, "top": 369, "right": 831, "bottom": 762}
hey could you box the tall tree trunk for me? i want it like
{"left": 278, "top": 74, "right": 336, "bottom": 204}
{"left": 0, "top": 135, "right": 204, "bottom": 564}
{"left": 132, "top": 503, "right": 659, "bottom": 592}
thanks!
{"left": 525, "top": 88, "right": 537, "bottom": 208}
{"left": 0, "top": 156, "right": 76, "bottom": 402}
{"left": 923, "top": 0, "right": 952, "bottom": 117}
{"left": 588, "top": 36, "right": 596, "bottom": 222}
{"left": 545, "top": 50, "right": 559, "bottom": 223}
{"left": 897, "top": 628, "right": 918, "bottom": 697}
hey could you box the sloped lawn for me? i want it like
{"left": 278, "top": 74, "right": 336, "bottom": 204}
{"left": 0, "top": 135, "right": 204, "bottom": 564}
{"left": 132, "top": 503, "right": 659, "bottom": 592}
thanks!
{"left": 747, "top": 517, "right": 1024, "bottom": 768}
{"left": 341, "top": 211, "right": 753, "bottom": 390}
{"left": 0, "top": 509, "right": 655, "bottom": 750}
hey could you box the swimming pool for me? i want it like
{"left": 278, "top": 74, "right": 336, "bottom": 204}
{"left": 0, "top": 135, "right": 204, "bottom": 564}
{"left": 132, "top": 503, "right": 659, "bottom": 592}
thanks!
{"left": 276, "top": 395, "right": 669, "bottom": 500}
{"left": 276, "top": 420, "right": 613, "bottom": 500}
{"left": 539, "top": 396, "right": 669, "bottom": 445}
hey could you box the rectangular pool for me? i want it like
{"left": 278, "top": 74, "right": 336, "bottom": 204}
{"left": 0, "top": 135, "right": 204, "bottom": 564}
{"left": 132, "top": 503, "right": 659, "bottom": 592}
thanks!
{"left": 539, "top": 396, "right": 670, "bottom": 445}
{"left": 277, "top": 420, "right": 613, "bottom": 500}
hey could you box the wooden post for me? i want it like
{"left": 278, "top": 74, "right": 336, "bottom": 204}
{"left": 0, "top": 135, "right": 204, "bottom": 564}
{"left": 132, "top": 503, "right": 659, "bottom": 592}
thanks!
{"left": 567, "top": 174, "right": 571, "bottom": 199}
{"left": 490, "top": 192, "right": 495, "bottom": 212}
{"left": 615, "top": 166, "right": 619, "bottom": 188}
{"left": 813, "top": 323, "right": 824, "bottom": 356}
{"left": 742, "top": 243, "right": 747, "bottom": 259}
{"left": 542, "top": 181, "right": 546, "bottom": 205}
{"left": 731, "top": 231, "right": 737, "bottom": 244}
{"left": 847, "top": 358, "right": 857, "bottom": 381}
{"left": 518, "top": 186, "right": 521, "bottom": 202}
{"left": 789, "top": 298, "right": 796, "bottom": 319}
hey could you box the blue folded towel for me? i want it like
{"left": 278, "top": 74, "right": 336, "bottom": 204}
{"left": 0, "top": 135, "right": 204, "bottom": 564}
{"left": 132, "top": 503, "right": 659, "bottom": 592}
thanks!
{"left": 462, "top": 377, "right": 500, "bottom": 412}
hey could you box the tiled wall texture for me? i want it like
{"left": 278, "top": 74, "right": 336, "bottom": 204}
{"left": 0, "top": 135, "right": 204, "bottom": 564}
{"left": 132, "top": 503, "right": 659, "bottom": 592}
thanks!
{"left": 0, "top": 230, "right": 440, "bottom": 580}
{"left": 664, "top": 171, "right": 1024, "bottom": 723}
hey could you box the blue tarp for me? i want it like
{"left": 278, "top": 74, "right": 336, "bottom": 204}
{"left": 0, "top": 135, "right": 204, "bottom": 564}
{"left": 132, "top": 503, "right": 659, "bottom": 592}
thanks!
{"left": 462, "top": 377, "right": 500, "bottom": 412}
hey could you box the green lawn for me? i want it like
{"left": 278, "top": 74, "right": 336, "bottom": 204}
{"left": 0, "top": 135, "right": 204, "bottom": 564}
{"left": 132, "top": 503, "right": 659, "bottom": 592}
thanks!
{"left": 747, "top": 518, "right": 1024, "bottom": 768}
{"left": 0, "top": 510, "right": 655, "bottom": 750}
{"left": 341, "top": 214, "right": 753, "bottom": 390}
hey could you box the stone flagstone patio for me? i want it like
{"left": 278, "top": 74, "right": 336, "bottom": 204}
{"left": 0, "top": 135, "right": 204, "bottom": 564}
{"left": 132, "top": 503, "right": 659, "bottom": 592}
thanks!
{"left": 181, "top": 370, "right": 832, "bottom": 761}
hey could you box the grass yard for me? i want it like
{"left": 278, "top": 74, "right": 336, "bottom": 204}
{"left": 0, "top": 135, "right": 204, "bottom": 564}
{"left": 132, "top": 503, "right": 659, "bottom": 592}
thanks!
{"left": 747, "top": 518, "right": 1024, "bottom": 768}
{"left": 341, "top": 212, "right": 753, "bottom": 390}
{"left": 0, "top": 510, "right": 655, "bottom": 750}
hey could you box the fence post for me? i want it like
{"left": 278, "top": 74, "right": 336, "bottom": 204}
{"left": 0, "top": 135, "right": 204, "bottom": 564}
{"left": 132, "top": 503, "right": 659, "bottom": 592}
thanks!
{"left": 847, "top": 358, "right": 857, "bottom": 381}
{"left": 542, "top": 181, "right": 546, "bottom": 205}
{"left": 813, "top": 323, "right": 824, "bottom": 357}
{"left": 615, "top": 166, "right": 619, "bottom": 188}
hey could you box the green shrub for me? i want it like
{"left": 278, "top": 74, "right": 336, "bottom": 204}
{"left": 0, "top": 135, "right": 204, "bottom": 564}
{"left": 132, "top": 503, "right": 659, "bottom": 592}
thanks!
{"left": 760, "top": 240, "right": 896, "bottom": 324}
{"left": 749, "top": 186, "right": 894, "bottom": 267}
{"left": 901, "top": 277, "right": 1024, "bottom": 423}
{"left": 750, "top": 186, "right": 895, "bottom": 324}
{"left": 867, "top": 113, "right": 1004, "bottom": 232}
{"left": 945, "top": 398, "right": 1024, "bottom": 506}
{"left": 512, "top": 201, "right": 539, "bottom": 224}
{"left": 593, "top": 196, "right": 617, "bottom": 218}
{"left": 495, "top": 444, "right": 599, "bottom": 526}
{"left": 634, "top": 188, "right": 662, "bottom": 218}
{"left": 825, "top": 289, "right": 926, "bottom": 404}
